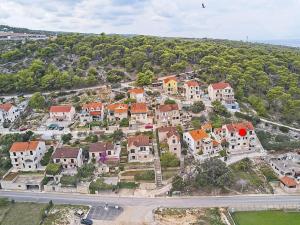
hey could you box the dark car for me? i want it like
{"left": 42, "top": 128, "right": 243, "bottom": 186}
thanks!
{"left": 81, "top": 218, "right": 93, "bottom": 225}
{"left": 58, "top": 126, "right": 64, "bottom": 131}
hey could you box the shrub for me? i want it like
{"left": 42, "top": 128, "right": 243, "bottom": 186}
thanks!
{"left": 119, "top": 118, "right": 129, "bottom": 127}
{"left": 77, "top": 163, "right": 95, "bottom": 179}
{"left": 117, "top": 182, "right": 138, "bottom": 189}
{"left": 164, "top": 99, "right": 176, "bottom": 104}
{"left": 60, "top": 175, "right": 77, "bottom": 186}
{"left": 160, "top": 152, "right": 180, "bottom": 168}
{"left": 40, "top": 146, "right": 54, "bottom": 166}
{"left": 279, "top": 126, "right": 289, "bottom": 133}
{"left": 190, "top": 101, "right": 205, "bottom": 113}
{"left": 45, "top": 163, "right": 61, "bottom": 176}
{"left": 89, "top": 178, "right": 114, "bottom": 193}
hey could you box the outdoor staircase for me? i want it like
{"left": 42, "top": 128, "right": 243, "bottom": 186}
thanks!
{"left": 153, "top": 140, "right": 163, "bottom": 188}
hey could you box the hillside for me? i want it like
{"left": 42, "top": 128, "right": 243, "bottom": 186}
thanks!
{"left": 0, "top": 26, "right": 299, "bottom": 126}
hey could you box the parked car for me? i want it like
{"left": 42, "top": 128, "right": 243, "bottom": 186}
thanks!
{"left": 145, "top": 123, "right": 153, "bottom": 129}
{"left": 19, "top": 126, "right": 28, "bottom": 131}
{"left": 75, "top": 210, "right": 84, "bottom": 217}
{"left": 81, "top": 218, "right": 93, "bottom": 225}
{"left": 48, "top": 124, "right": 59, "bottom": 130}
{"left": 58, "top": 126, "right": 64, "bottom": 131}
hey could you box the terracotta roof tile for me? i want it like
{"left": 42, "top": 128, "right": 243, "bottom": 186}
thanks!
{"left": 10, "top": 141, "right": 40, "bottom": 152}
{"left": 158, "top": 104, "right": 179, "bottom": 112}
{"left": 189, "top": 129, "right": 209, "bottom": 141}
{"left": 163, "top": 76, "right": 177, "bottom": 84}
{"left": 89, "top": 142, "right": 114, "bottom": 152}
{"left": 107, "top": 103, "right": 128, "bottom": 114}
{"left": 128, "top": 135, "right": 150, "bottom": 147}
{"left": 128, "top": 88, "right": 144, "bottom": 94}
{"left": 280, "top": 176, "right": 297, "bottom": 187}
{"left": 211, "top": 82, "right": 231, "bottom": 90}
{"left": 0, "top": 103, "right": 13, "bottom": 112}
{"left": 52, "top": 147, "right": 80, "bottom": 159}
{"left": 225, "top": 121, "right": 254, "bottom": 133}
{"left": 157, "top": 126, "right": 177, "bottom": 133}
{"left": 83, "top": 102, "right": 103, "bottom": 111}
{"left": 131, "top": 103, "right": 148, "bottom": 114}
{"left": 50, "top": 105, "right": 73, "bottom": 113}
{"left": 186, "top": 80, "right": 200, "bottom": 87}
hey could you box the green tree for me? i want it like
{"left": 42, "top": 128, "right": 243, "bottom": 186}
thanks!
{"left": 29, "top": 92, "right": 46, "bottom": 110}
{"left": 136, "top": 70, "right": 154, "bottom": 86}
{"left": 190, "top": 101, "right": 205, "bottom": 113}
{"left": 160, "top": 152, "right": 180, "bottom": 168}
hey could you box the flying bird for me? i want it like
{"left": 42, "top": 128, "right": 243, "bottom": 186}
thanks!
{"left": 202, "top": 3, "right": 206, "bottom": 8}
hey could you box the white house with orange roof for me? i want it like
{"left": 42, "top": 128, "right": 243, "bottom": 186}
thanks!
{"left": 220, "top": 121, "right": 258, "bottom": 154}
{"left": 130, "top": 102, "right": 149, "bottom": 124}
{"left": 106, "top": 103, "right": 128, "bottom": 122}
{"left": 184, "top": 80, "right": 203, "bottom": 102}
{"left": 0, "top": 103, "right": 20, "bottom": 127}
{"left": 9, "top": 141, "right": 46, "bottom": 171}
{"left": 128, "top": 88, "right": 145, "bottom": 102}
{"left": 80, "top": 102, "right": 104, "bottom": 122}
{"left": 162, "top": 76, "right": 178, "bottom": 95}
{"left": 49, "top": 105, "right": 75, "bottom": 121}
{"left": 207, "top": 82, "right": 239, "bottom": 111}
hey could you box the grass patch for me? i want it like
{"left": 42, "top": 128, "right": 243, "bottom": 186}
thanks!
{"left": 122, "top": 170, "right": 155, "bottom": 181}
{"left": 233, "top": 210, "right": 300, "bottom": 225}
{"left": 0, "top": 202, "right": 46, "bottom": 225}
{"left": 162, "top": 169, "right": 179, "bottom": 180}
{"left": 259, "top": 164, "right": 278, "bottom": 182}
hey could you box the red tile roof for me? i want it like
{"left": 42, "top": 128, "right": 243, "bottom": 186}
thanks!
{"left": 50, "top": 105, "right": 73, "bottom": 113}
{"left": 107, "top": 103, "right": 128, "bottom": 114}
{"left": 0, "top": 103, "right": 13, "bottom": 112}
{"left": 280, "top": 176, "right": 297, "bottom": 187}
{"left": 82, "top": 102, "right": 103, "bottom": 111}
{"left": 186, "top": 80, "right": 200, "bottom": 87}
{"left": 128, "top": 88, "right": 144, "bottom": 95}
{"left": 52, "top": 147, "right": 80, "bottom": 159}
{"left": 131, "top": 103, "right": 148, "bottom": 114}
{"left": 10, "top": 141, "right": 40, "bottom": 152}
{"left": 128, "top": 135, "right": 150, "bottom": 147}
{"left": 225, "top": 122, "right": 254, "bottom": 133}
{"left": 211, "top": 82, "right": 231, "bottom": 90}
{"left": 157, "top": 126, "right": 177, "bottom": 133}
{"left": 158, "top": 104, "right": 179, "bottom": 112}
{"left": 189, "top": 129, "right": 209, "bottom": 141}
{"left": 89, "top": 142, "right": 114, "bottom": 152}
{"left": 90, "top": 111, "right": 102, "bottom": 116}
{"left": 163, "top": 76, "right": 177, "bottom": 84}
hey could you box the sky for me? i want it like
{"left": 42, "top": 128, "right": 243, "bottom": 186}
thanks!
{"left": 0, "top": 0, "right": 299, "bottom": 41}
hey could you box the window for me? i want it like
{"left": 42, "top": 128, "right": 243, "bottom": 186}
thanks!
{"left": 71, "top": 159, "right": 74, "bottom": 163}
{"left": 13, "top": 152, "right": 16, "bottom": 156}
{"left": 130, "top": 149, "right": 135, "bottom": 153}
{"left": 172, "top": 139, "right": 176, "bottom": 144}
{"left": 107, "top": 151, "right": 111, "bottom": 155}
{"left": 30, "top": 151, "right": 33, "bottom": 155}
{"left": 92, "top": 153, "right": 95, "bottom": 157}
{"left": 64, "top": 159, "right": 67, "bottom": 162}
{"left": 56, "top": 159, "right": 60, "bottom": 163}
{"left": 174, "top": 148, "right": 177, "bottom": 151}
{"left": 15, "top": 159, "right": 17, "bottom": 162}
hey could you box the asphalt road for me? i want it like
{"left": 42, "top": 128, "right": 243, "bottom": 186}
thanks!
{"left": 1, "top": 191, "right": 300, "bottom": 209}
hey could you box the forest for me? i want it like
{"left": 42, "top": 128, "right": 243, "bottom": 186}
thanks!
{"left": 0, "top": 33, "right": 299, "bottom": 125}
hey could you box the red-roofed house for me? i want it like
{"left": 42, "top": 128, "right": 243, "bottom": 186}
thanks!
{"left": 183, "top": 129, "right": 214, "bottom": 155}
{"left": 0, "top": 103, "right": 20, "bottom": 127}
{"left": 49, "top": 105, "right": 75, "bottom": 121}
{"left": 184, "top": 80, "right": 203, "bottom": 102}
{"left": 80, "top": 102, "right": 104, "bottom": 122}
{"left": 280, "top": 176, "right": 299, "bottom": 192}
{"left": 128, "top": 88, "right": 145, "bottom": 102}
{"left": 9, "top": 141, "right": 46, "bottom": 171}
{"left": 208, "top": 82, "right": 235, "bottom": 104}
{"left": 52, "top": 147, "right": 83, "bottom": 174}
{"left": 127, "top": 135, "right": 153, "bottom": 162}
{"left": 130, "top": 102, "right": 148, "bottom": 124}
{"left": 156, "top": 104, "right": 180, "bottom": 126}
{"left": 163, "top": 76, "right": 178, "bottom": 95}
{"left": 106, "top": 103, "right": 128, "bottom": 122}
{"left": 221, "top": 121, "right": 258, "bottom": 154}
{"left": 89, "top": 142, "right": 121, "bottom": 163}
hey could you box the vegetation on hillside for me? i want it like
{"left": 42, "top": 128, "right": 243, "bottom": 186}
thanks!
{"left": 0, "top": 33, "right": 299, "bottom": 124}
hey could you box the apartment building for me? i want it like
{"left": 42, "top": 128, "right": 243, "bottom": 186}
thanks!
{"left": 0, "top": 103, "right": 20, "bottom": 127}
{"left": 80, "top": 102, "right": 104, "bottom": 122}
{"left": 127, "top": 135, "right": 153, "bottom": 163}
{"left": 49, "top": 105, "right": 76, "bottom": 121}
{"left": 106, "top": 103, "right": 128, "bottom": 121}
{"left": 128, "top": 88, "right": 145, "bottom": 103}
{"left": 157, "top": 127, "right": 181, "bottom": 158}
{"left": 9, "top": 141, "right": 46, "bottom": 171}
{"left": 156, "top": 104, "right": 180, "bottom": 126}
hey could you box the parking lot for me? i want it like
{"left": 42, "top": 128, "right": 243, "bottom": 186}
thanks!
{"left": 87, "top": 205, "right": 124, "bottom": 221}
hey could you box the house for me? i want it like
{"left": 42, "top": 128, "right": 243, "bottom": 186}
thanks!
{"left": 221, "top": 121, "right": 257, "bottom": 154}
{"left": 89, "top": 142, "right": 121, "bottom": 164}
{"left": 49, "top": 105, "right": 75, "bottom": 121}
{"left": 52, "top": 147, "right": 83, "bottom": 174}
{"left": 127, "top": 135, "right": 153, "bottom": 162}
{"left": 0, "top": 103, "right": 20, "bottom": 127}
{"left": 163, "top": 76, "right": 178, "bottom": 95}
{"left": 183, "top": 129, "right": 215, "bottom": 155}
{"left": 157, "top": 127, "right": 181, "bottom": 158}
{"left": 184, "top": 80, "right": 203, "bottom": 102}
{"left": 80, "top": 102, "right": 104, "bottom": 122}
{"left": 128, "top": 88, "right": 145, "bottom": 102}
{"left": 156, "top": 104, "right": 180, "bottom": 126}
{"left": 130, "top": 102, "right": 148, "bottom": 124}
{"left": 280, "top": 176, "right": 299, "bottom": 193}
{"left": 9, "top": 141, "right": 46, "bottom": 171}
{"left": 106, "top": 103, "right": 128, "bottom": 122}
{"left": 269, "top": 153, "right": 300, "bottom": 178}
{"left": 207, "top": 82, "right": 239, "bottom": 110}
